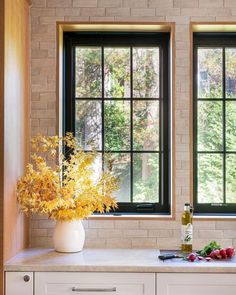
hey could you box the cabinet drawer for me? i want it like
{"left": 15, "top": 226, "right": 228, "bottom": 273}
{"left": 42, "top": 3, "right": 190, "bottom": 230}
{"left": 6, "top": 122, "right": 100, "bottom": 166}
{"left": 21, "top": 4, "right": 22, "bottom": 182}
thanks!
{"left": 35, "top": 272, "right": 155, "bottom": 295}
{"left": 156, "top": 273, "right": 236, "bottom": 295}
{"left": 5, "top": 272, "right": 33, "bottom": 295}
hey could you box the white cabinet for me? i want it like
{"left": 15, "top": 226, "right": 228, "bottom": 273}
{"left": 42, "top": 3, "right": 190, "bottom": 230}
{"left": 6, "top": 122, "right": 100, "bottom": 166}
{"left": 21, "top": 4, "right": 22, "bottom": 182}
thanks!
{"left": 5, "top": 272, "right": 33, "bottom": 295}
{"left": 35, "top": 272, "right": 155, "bottom": 295}
{"left": 6, "top": 271, "right": 236, "bottom": 295}
{"left": 156, "top": 273, "right": 236, "bottom": 295}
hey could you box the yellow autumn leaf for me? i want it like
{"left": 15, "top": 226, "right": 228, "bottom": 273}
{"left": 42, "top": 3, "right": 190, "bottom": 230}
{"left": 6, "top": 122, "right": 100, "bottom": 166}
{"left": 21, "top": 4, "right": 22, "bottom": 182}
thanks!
{"left": 17, "top": 133, "right": 118, "bottom": 221}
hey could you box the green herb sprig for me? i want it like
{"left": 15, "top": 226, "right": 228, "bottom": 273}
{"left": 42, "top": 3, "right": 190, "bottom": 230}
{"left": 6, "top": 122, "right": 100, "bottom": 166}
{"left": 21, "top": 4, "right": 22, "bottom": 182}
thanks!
{"left": 196, "top": 240, "right": 221, "bottom": 257}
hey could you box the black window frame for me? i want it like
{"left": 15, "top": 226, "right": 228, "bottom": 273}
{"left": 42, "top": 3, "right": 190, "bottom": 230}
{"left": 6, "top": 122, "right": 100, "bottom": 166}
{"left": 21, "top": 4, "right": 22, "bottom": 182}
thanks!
{"left": 63, "top": 31, "right": 171, "bottom": 215}
{"left": 193, "top": 33, "right": 236, "bottom": 215}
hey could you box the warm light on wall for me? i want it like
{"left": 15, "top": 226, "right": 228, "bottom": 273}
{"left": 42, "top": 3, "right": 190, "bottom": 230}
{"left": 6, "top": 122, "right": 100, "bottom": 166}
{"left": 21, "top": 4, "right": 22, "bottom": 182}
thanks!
{"left": 192, "top": 23, "right": 236, "bottom": 32}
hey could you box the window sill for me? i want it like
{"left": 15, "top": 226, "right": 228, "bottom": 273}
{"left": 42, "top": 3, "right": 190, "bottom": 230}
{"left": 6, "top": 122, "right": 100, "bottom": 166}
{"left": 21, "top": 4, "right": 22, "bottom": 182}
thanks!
{"left": 193, "top": 215, "right": 236, "bottom": 221}
{"left": 88, "top": 214, "right": 174, "bottom": 220}
{"left": 88, "top": 214, "right": 236, "bottom": 221}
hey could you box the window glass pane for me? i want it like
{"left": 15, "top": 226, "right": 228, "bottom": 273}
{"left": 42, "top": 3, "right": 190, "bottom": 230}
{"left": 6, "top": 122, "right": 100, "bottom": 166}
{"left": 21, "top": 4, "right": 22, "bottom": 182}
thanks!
{"left": 133, "top": 47, "right": 159, "bottom": 98}
{"left": 133, "top": 153, "right": 159, "bottom": 203}
{"left": 226, "top": 154, "right": 236, "bottom": 203}
{"left": 197, "top": 48, "right": 223, "bottom": 98}
{"left": 105, "top": 153, "right": 131, "bottom": 202}
{"left": 133, "top": 101, "right": 159, "bottom": 151}
{"left": 197, "top": 153, "right": 223, "bottom": 203}
{"left": 91, "top": 153, "right": 103, "bottom": 182}
{"left": 197, "top": 101, "right": 223, "bottom": 151}
{"left": 75, "top": 100, "right": 102, "bottom": 150}
{"left": 226, "top": 101, "right": 236, "bottom": 151}
{"left": 226, "top": 48, "right": 236, "bottom": 98}
{"left": 104, "top": 48, "right": 130, "bottom": 98}
{"left": 75, "top": 47, "right": 102, "bottom": 98}
{"left": 104, "top": 101, "right": 130, "bottom": 151}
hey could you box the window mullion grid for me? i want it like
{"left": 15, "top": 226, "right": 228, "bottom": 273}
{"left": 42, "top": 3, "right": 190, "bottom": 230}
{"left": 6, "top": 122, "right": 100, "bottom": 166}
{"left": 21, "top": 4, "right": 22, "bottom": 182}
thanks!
{"left": 223, "top": 47, "right": 226, "bottom": 204}
{"left": 74, "top": 97, "right": 159, "bottom": 100}
{"left": 130, "top": 46, "right": 133, "bottom": 204}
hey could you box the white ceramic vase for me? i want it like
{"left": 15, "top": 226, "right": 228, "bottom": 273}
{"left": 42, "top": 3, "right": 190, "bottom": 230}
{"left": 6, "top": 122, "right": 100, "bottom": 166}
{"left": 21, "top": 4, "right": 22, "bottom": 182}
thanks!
{"left": 53, "top": 220, "right": 85, "bottom": 253}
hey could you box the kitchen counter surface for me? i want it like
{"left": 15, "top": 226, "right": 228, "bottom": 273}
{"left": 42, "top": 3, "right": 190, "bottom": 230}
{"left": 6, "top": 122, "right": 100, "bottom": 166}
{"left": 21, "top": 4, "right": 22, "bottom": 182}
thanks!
{"left": 4, "top": 248, "right": 236, "bottom": 273}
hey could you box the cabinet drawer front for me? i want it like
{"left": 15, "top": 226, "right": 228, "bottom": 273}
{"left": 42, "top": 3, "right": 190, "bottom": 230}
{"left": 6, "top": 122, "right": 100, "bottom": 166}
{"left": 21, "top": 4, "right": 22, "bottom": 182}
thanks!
{"left": 5, "top": 272, "right": 33, "bottom": 295}
{"left": 157, "top": 273, "right": 236, "bottom": 295}
{"left": 35, "top": 272, "right": 155, "bottom": 295}
{"left": 46, "top": 283, "right": 143, "bottom": 295}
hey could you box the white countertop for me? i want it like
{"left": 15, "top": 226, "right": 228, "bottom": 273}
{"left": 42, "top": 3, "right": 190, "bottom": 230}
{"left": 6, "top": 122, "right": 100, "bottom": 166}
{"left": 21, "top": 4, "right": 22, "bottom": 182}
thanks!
{"left": 4, "top": 248, "right": 236, "bottom": 273}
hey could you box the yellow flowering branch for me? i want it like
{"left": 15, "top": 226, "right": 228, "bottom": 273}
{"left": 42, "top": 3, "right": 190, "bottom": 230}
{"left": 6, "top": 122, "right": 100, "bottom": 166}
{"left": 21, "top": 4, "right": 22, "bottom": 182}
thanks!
{"left": 17, "top": 133, "right": 118, "bottom": 221}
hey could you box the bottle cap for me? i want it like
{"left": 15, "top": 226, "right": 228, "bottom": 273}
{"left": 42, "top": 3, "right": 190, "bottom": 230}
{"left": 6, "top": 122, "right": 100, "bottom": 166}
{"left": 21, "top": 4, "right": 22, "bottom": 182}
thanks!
{"left": 184, "top": 203, "right": 191, "bottom": 211}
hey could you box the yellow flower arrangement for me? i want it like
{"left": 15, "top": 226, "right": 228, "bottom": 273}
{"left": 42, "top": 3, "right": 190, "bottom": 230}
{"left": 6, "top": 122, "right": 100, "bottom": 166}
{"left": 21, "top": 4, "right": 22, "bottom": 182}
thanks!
{"left": 17, "top": 133, "right": 118, "bottom": 221}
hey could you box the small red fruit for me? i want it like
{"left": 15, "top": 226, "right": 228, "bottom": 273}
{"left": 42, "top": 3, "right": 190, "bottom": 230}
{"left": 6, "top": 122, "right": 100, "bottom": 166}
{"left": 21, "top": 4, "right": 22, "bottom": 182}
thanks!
{"left": 219, "top": 248, "right": 227, "bottom": 259}
{"left": 213, "top": 249, "right": 222, "bottom": 259}
{"left": 205, "top": 257, "right": 212, "bottom": 262}
{"left": 198, "top": 256, "right": 204, "bottom": 261}
{"left": 209, "top": 251, "right": 216, "bottom": 259}
{"left": 188, "top": 253, "right": 196, "bottom": 262}
{"left": 226, "top": 246, "right": 235, "bottom": 258}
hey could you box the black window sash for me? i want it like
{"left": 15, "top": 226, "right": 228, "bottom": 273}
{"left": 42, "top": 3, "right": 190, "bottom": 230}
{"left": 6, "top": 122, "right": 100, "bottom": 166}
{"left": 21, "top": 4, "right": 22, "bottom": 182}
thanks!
{"left": 193, "top": 33, "right": 236, "bottom": 215}
{"left": 64, "top": 32, "right": 170, "bottom": 214}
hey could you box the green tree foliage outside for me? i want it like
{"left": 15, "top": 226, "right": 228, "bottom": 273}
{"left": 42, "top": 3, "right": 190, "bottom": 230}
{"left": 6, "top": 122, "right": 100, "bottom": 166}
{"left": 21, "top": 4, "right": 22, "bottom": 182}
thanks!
{"left": 76, "top": 47, "right": 102, "bottom": 98}
{"left": 75, "top": 46, "right": 160, "bottom": 203}
{"left": 197, "top": 48, "right": 236, "bottom": 203}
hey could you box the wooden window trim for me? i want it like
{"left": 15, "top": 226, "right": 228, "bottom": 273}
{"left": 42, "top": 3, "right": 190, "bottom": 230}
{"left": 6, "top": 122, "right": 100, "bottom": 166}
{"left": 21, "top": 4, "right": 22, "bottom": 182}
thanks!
{"left": 57, "top": 22, "right": 175, "bottom": 220}
{"left": 190, "top": 22, "right": 236, "bottom": 219}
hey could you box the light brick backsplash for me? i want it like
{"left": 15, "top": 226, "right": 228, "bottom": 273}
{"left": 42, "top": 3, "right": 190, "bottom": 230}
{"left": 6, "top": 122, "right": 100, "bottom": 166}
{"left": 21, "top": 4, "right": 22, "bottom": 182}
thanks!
{"left": 30, "top": 0, "right": 236, "bottom": 249}
{"left": 47, "top": 0, "right": 73, "bottom": 7}
{"left": 149, "top": 0, "right": 174, "bottom": 8}
{"left": 199, "top": 0, "right": 223, "bottom": 8}
{"left": 173, "top": 0, "right": 198, "bottom": 8}
{"left": 155, "top": 8, "right": 180, "bottom": 16}
{"left": 98, "top": 0, "right": 122, "bottom": 8}
{"left": 123, "top": 0, "right": 148, "bottom": 8}
{"left": 80, "top": 7, "right": 105, "bottom": 16}
{"left": 105, "top": 7, "right": 130, "bottom": 16}
{"left": 224, "top": 0, "right": 236, "bottom": 7}
{"left": 131, "top": 8, "right": 155, "bottom": 17}
{"left": 73, "top": 0, "right": 97, "bottom": 7}
{"left": 32, "top": 0, "right": 47, "bottom": 7}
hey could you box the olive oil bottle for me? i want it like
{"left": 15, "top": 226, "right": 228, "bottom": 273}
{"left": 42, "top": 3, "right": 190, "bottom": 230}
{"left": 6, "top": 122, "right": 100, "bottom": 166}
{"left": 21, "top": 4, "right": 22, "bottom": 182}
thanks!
{"left": 181, "top": 203, "right": 193, "bottom": 253}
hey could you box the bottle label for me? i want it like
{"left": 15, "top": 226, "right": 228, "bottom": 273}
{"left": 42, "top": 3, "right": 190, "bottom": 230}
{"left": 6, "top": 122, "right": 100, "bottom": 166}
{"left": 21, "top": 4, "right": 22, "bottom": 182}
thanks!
{"left": 181, "top": 223, "right": 193, "bottom": 245}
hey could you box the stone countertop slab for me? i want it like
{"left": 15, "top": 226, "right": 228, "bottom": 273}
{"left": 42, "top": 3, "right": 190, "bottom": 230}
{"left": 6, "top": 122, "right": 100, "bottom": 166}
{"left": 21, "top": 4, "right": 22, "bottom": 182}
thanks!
{"left": 4, "top": 248, "right": 236, "bottom": 273}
